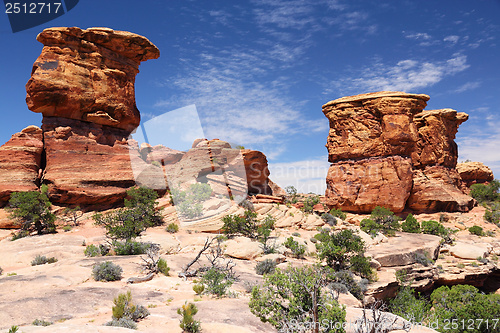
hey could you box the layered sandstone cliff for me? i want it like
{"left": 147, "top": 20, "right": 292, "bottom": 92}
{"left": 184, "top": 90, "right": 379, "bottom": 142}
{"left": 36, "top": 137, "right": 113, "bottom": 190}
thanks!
{"left": 323, "top": 91, "right": 475, "bottom": 213}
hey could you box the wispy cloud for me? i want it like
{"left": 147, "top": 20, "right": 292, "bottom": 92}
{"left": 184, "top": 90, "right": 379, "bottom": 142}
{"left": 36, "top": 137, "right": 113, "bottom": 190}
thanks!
{"left": 452, "top": 81, "right": 481, "bottom": 93}
{"left": 444, "top": 35, "right": 460, "bottom": 44}
{"left": 329, "top": 54, "right": 470, "bottom": 94}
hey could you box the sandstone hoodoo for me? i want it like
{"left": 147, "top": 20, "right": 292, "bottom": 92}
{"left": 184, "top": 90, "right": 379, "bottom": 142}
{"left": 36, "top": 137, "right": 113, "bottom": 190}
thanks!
{"left": 323, "top": 91, "right": 474, "bottom": 213}
{"left": 457, "top": 161, "right": 494, "bottom": 188}
{"left": 26, "top": 27, "right": 160, "bottom": 133}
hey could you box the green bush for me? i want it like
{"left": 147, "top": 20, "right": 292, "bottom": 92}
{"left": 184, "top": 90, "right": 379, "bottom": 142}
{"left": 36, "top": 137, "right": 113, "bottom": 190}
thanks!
{"left": 11, "top": 230, "right": 29, "bottom": 241}
{"left": 333, "top": 270, "right": 366, "bottom": 300}
{"left": 31, "top": 255, "right": 57, "bottom": 266}
{"left": 389, "top": 284, "right": 430, "bottom": 323}
{"left": 172, "top": 183, "right": 212, "bottom": 219}
{"left": 8, "top": 326, "right": 19, "bottom": 333}
{"left": 178, "top": 302, "right": 201, "bottom": 333}
{"left": 302, "top": 195, "right": 320, "bottom": 213}
{"left": 283, "top": 236, "right": 306, "bottom": 258}
{"left": 330, "top": 208, "right": 347, "bottom": 220}
{"left": 315, "top": 229, "right": 374, "bottom": 280}
{"left": 257, "top": 215, "right": 276, "bottom": 254}
{"left": 414, "top": 252, "right": 433, "bottom": 267}
{"left": 106, "top": 290, "right": 149, "bottom": 329}
{"left": 222, "top": 210, "right": 258, "bottom": 238}
{"left": 401, "top": 214, "right": 421, "bottom": 233}
{"left": 291, "top": 232, "right": 301, "bottom": 237}
{"left": 8, "top": 184, "right": 56, "bottom": 236}
{"left": 430, "top": 284, "right": 500, "bottom": 333}
{"left": 32, "top": 319, "right": 53, "bottom": 326}
{"left": 201, "top": 267, "right": 234, "bottom": 297}
{"left": 485, "top": 203, "right": 500, "bottom": 224}
{"left": 249, "top": 265, "right": 346, "bottom": 331}
{"left": 94, "top": 187, "right": 163, "bottom": 242}
{"left": 360, "top": 206, "right": 401, "bottom": 236}
{"left": 470, "top": 180, "right": 500, "bottom": 203}
{"left": 193, "top": 284, "right": 205, "bottom": 295}
{"left": 165, "top": 223, "right": 179, "bottom": 233}
{"left": 84, "top": 244, "right": 100, "bottom": 257}
{"left": 157, "top": 258, "right": 170, "bottom": 276}
{"left": 113, "top": 240, "right": 152, "bottom": 255}
{"left": 92, "top": 261, "right": 122, "bottom": 281}
{"left": 0, "top": 266, "right": 3, "bottom": 275}
{"left": 255, "top": 259, "right": 277, "bottom": 275}
{"left": 421, "top": 220, "right": 449, "bottom": 238}
{"left": 469, "top": 225, "right": 485, "bottom": 236}
{"left": 321, "top": 213, "right": 337, "bottom": 226}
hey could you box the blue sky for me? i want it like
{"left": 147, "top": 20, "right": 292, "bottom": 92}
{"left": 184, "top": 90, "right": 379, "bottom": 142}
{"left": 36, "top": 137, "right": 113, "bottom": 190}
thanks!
{"left": 0, "top": 0, "right": 499, "bottom": 193}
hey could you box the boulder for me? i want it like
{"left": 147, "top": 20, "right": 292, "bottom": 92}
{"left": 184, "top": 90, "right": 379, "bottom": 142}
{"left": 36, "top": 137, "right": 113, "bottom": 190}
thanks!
{"left": 224, "top": 237, "right": 263, "bottom": 260}
{"left": 0, "top": 126, "right": 44, "bottom": 205}
{"left": 457, "top": 161, "right": 495, "bottom": 187}
{"left": 366, "top": 232, "right": 441, "bottom": 267}
{"left": 449, "top": 242, "right": 489, "bottom": 259}
{"left": 26, "top": 27, "right": 159, "bottom": 133}
{"left": 412, "top": 109, "right": 468, "bottom": 169}
{"left": 325, "top": 156, "right": 413, "bottom": 213}
{"left": 322, "top": 91, "right": 429, "bottom": 163}
{"left": 408, "top": 166, "right": 475, "bottom": 212}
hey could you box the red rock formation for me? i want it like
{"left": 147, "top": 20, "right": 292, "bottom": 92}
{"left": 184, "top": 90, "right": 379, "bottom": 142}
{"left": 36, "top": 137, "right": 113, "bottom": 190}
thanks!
{"left": 457, "top": 161, "right": 494, "bottom": 187}
{"left": 0, "top": 126, "right": 44, "bottom": 206}
{"left": 325, "top": 156, "right": 413, "bottom": 213}
{"left": 41, "top": 117, "right": 139, "bottom": 206}
{"left": 26, "top": 27, "right": 159, "bottom": 133}
{"left": 323, "top": 91, "right": 474, "bottom": 213}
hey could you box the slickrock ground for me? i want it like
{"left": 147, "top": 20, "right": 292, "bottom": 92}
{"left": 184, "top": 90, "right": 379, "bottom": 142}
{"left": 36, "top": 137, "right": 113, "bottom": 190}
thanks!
{"left": 2, "top": 199, "right": 499, "bottom": 332}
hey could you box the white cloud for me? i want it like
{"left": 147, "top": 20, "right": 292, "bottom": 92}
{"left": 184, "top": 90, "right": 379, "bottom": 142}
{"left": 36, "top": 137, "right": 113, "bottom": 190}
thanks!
{"left": 458, "top": 133, "right": 500, "bottom": 178}
{"left": 403, "top": 32, "right": 432, "bottom": 40}
{"left": 452, "top": 81, "right": 481, "bottom": 93}
{"left": 444, "top": 35, "right": 460, "bottom": 44}
{"left": 331, "top": 54, "right": 470, "bottom": 93}
{"left": 269, "top": 157, "right": 330, "bottom": 194}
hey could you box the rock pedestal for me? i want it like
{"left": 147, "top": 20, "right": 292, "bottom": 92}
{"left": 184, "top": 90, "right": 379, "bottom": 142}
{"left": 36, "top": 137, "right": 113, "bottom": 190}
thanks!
{"left": 323, "top": 91, "right": 474, "bottom": 213}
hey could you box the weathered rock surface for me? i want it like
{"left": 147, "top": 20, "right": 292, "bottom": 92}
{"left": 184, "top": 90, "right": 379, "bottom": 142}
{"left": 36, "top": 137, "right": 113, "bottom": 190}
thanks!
{"left": 408, "top": 166, "right": 475, "bottom": 212}
{"left": 26, "top": 27, "right": 159, "bottom": 133}
{"left": 323, "top": 91, "right": 473, "bottom": 213}
{"left": 457, "top": 161, "right": 495, "bottom": 187}
{"left": 0, "top": 126, "right": 44, "bottom": 205}
{"left": 449, "top": 242, "right": 490, "bottom": 259}
{"left": 325, "top": 156, "right": 413, "bottom": 213}
{"left": 41, "top": 117, "right": 139, "bottom": 206}
{"left": 241, "top": 149, "right": 272, "bottom": 195}
{"left": 322, "top": 91, "right": 429, "bottom": 163}
{"left": 224, "top": 237, "right": 264, "bottom": 260}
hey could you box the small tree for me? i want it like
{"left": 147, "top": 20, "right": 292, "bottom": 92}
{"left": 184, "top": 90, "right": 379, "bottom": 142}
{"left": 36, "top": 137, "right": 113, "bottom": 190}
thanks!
{"left": 222, "top": 210, "right": 259, "bottom": 239}
{"left": 470, "top": 179, "right": 500, "bottom": 203}
{"left": 401, "top": 214, "right": 421, "bottom": 233}
{"left": 178, "top": 302, "right": 201, "bottom": 333}
{"left": 360, "top": 206, "right": 401, "bottom": 236}
{"left": 60, "top": 206, "right": 84, "bottom": 226}
{"left": 249, "top": 265, "right": 346, "bottom": 333}
{"left": 8, "top": 184, "right": 56, "bottom": 235}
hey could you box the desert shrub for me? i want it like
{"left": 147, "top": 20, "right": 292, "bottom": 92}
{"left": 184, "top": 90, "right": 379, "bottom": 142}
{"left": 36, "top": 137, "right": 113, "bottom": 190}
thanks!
{"left": 11, "top": 230, "right": 29, "bottom": 241}
{"left": 249, "top": 265, "right": 346, "bottom": 331}
{"left": 165, "top": 223, "right": 179, "bottom": 233}
{"left": 32, "top": 319, "right": 52, "bottom": 326}
{"left": 470, "top": 179, "right": 500, "bottom": 203}
{"left": 178, "top": 302, "right": 201, "bottom": 333}
{"left": 292, "top": 231, "right": 301, "bottom": 237}
{"left": 171, "top": 183, "right": 212, "bottom": 219}
{"left": 333, "top": 270, "right": 366, "bottom": 300}
{"left": 8, "top": 184, "right": 56, "bottom": 236}
{"left": 193, "top": 284, "right": 205, "bottom": 295}
{"left": 92, "top": 261, "right": 122, "bottom": 281}
{"left": 113, "top": 240, "right": 152, "bottom": 255}
{"left": 284, "top": 185, "right": 298, "bottom": 204}
{"left": 106, "top": 318, "right": 137, "bottom": 329}
{"left": 414, "top": 252, "right": 433, "bottom": 267}
{"left": 321, "top": 213, "right": 337, "bottom": 226}
{"left": 302, "top": 195, "right": 320, "bottom": 213}
{"left": 84, "top": 244, "right": 100, "bottom": 257}
{"left": 8, "top": 326, "right": 19, "bottom": 333}
{"left": 389, "top": 285, "right": 430, "bottom": 323}
{"left": 222, "top": 209, "right": 258, "bottom": 238}
{"left": 60, "top": 206, "right": 84, "bottom": 226}
{"left": 257, "top": 215, "right": 276, "bottom": 253}
{"left": 94, "top": 187, "right": 163, "bottom": 242}
{"left": 469, "top": 225, "right": 486, "bottom": 236}
{"left": 62, "top": 225, "right": 72, "bottom": 232}
{"left": 283, "top": 236, "right": 306, "bottom": 258}
{"left": 156, "top": 258, "right": 170, "bottom": 276}
{"left": 255, "top": 259, "right": 277, "bottom": 275}
{"left": 31, "top": 255, "right": 57, "bottom": 266}
{"left": 421, "top": 220, "right": 449, "bottom": 238}
{"left": 485, "top": 203, "right": 500, "bottom": 225}
{"left": 360, "top": 206, "right": 401, "bottom": 236}
{"left": 201, "top": 267, "right": 234, "bottom": 297}
{"left": 0, "top": 267, "right": 3, "bottom": 275}
{"left": 430, "top": 284, "right": 500, "bottom": 333}
{"left": 315, "top": 229, "right": 374, "bottom": 280}
{"left": 330, "top": 208, "right": 347, "bottom": 220}
{"left": 401, "top": 213, "right": 421, "bottom": 233}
